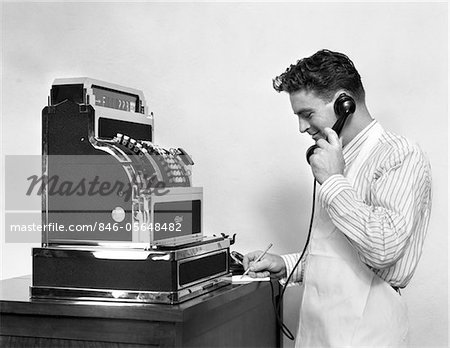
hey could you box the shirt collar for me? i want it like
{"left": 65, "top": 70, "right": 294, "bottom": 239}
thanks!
{"left": 343, "top": 119, "right": 378, "bottom": 165}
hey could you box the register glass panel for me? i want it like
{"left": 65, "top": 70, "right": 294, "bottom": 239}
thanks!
{"left": 152, "top": 200, "right": 201, "bottom": 242}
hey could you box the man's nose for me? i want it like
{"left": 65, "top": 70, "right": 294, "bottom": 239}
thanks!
{"left": 298, "top": 118, "right": 309, "bottom": 133}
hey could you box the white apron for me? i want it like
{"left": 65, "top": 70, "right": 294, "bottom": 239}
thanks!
{"left": 297, "top": 123, "right": 409, "bottom": 347}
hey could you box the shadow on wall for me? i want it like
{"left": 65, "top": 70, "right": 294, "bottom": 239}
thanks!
{"left": 282, "top": 285, "right": 303, "bottom": 348}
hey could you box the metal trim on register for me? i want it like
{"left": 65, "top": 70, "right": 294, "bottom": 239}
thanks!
{"left": 39, "top": 237, "right": 230, "bottom": 262}
{"left": 30, "top": 276, "right": 231, "bottom": 304}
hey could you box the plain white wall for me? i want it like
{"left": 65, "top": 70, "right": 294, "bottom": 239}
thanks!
{"left": 1, "top": 2, "right": 447, "bottom": 347}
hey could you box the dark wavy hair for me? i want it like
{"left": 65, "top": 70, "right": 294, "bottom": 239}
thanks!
{"left": 273, "top": 49, "right": 365, "bottom": 102}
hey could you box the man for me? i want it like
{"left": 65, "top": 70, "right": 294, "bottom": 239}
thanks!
{"left": 243, "top": 49, "right": 432, "bottom": 347}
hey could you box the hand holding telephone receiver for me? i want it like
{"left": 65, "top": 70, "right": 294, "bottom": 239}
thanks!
{"left": 306, "top": 93, "right": 356, "bottom": 164}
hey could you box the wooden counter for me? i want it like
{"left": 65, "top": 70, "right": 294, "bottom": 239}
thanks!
{"left": 0, "top": 275, "right": 281, "bottom": 347}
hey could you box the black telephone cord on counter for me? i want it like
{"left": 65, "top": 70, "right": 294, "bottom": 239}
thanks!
{"left": 270, "top": 179, "right": 317, "bottom": 341}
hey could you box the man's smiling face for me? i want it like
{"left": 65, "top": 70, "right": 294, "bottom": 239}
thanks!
{"left": 289, "top": 90, "right": 338, "bottom": 141}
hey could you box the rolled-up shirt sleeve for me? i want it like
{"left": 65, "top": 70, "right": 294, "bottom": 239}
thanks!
{"left": 280, "top": 253, "right": 305, "bottom": 284}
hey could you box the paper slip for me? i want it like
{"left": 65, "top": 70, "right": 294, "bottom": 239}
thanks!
{"left": 232, "top": 275, "right": 270, "bottom": 284}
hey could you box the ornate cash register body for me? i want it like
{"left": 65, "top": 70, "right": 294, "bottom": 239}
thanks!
{"left": 31, "top": 78, "right": 231, "bottom": 304}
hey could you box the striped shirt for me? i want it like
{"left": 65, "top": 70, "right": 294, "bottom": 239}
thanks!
{"left": 283, "top": 120, "right": 432, "bottom": 288}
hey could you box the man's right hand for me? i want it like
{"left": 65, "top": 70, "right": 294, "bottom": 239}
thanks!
{"left": 243, "top": 251, "right": 287, "bottom": 279}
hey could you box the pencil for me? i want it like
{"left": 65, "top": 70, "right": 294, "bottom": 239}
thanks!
{"left": 241, "top": 243, "right": 273, "bottom": 278}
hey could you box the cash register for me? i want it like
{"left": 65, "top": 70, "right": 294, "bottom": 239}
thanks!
{"left": 30, "top": 78, "right": 231, "bottom": 304}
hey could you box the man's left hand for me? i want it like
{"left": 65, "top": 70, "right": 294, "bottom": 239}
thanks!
{"left": 309, "top": 127, "right": 345, "bottom": 184}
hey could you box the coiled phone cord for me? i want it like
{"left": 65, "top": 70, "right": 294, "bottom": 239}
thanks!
{"left": 270, "top": 178, "right": 317, "bottom": 340}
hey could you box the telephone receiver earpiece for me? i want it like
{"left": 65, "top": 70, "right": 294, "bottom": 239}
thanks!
{"left": 306, "top": 93, "right": 356, "bottom": 164}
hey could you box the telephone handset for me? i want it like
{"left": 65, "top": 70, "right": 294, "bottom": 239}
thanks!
{"left": 306, "top": 93, "right": 356, "bottom": 164}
